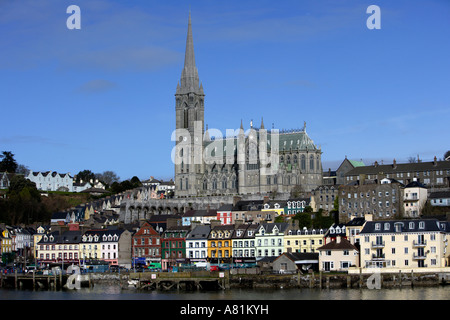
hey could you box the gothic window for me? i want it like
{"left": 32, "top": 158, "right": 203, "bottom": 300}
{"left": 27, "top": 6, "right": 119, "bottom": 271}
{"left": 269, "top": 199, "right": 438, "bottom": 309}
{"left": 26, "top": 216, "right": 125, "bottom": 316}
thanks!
{"left": 287, "top": 155, "right": 291, "bottom": 164}
{"left": 266, "top": 176, "right": 271, "bottom": 185}
{"left": 212, "top": 179, "right": 217, "bottom": 190}
{"left": 293, "top": 155, "right": 298, "bottom": 164}
{"left": 232, "top": 177, "right": 236, "bottom": 189}
{"left": 184, "top": 108, "right": 189, "bottom": 128}
{"left": 310, "top": 155, "right": 314, "bottom": 171}
{"left": 222, "top": 178, "right": 227, "bottom": 189}
{"left": 180, "top": 178, "right": 183, "bottom": 190}
{"left": 301, "top": 155, "right": 306, "bottom": 170}
{"left": 203, "top": 180, "right": 207, "bottom": 190}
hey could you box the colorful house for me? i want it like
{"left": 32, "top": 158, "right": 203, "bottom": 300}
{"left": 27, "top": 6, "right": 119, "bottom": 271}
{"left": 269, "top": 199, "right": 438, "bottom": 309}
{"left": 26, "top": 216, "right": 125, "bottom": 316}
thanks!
{"left": 132, "top": 221, "right": 161, "bottom": 265}
{"left": 161, "top": 226, "right": 190, "bottom": 270}
{"left": 207, "top": 224, "right": 234, "bottom": 264}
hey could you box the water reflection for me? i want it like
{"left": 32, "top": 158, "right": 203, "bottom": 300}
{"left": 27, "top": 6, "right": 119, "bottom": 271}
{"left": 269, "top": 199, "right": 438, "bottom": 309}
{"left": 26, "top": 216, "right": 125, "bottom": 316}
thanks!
{"left": 1, "top": 285, "right": 448, "bottom": 300}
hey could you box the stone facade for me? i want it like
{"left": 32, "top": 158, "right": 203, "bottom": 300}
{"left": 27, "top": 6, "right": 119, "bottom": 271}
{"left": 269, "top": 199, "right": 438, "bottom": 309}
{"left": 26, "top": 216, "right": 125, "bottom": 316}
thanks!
{"left": 173, "top": 13, "right": 323, "bottom": 199}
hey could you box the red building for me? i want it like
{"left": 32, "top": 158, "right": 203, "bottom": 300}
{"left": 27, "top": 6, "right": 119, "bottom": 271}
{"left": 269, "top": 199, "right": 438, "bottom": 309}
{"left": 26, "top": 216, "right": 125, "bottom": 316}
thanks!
{"left": 132, "top": 221, "right": 162, "bottom": 266}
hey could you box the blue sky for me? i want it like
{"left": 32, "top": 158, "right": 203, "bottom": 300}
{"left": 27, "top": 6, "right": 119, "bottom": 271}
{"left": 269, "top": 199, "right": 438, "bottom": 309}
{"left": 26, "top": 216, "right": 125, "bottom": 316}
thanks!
{"left": 1, "top": 0, "right": 449, "bottom": 182}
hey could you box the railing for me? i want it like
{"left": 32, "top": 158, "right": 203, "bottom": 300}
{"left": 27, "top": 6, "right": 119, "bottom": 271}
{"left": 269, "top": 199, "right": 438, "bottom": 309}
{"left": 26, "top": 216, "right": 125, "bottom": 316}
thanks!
{"left": 371, "top": 241, "right": 385, "bottom": 248}
{"left": 412, "top": 240, "right": 427, "bottom": 247}
{"left": 412, "top": 252, "right": 427, "bottom": 260}
{"left": 371, "top": 253, "right": 385, "bottom": 259}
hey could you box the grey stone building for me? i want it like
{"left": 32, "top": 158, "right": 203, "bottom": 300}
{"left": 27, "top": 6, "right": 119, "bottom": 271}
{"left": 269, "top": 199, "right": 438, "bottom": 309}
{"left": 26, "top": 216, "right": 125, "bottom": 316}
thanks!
{"left": 339, "top": 178, "right": 404, "bottom": 223}
{"left": 173, "top": 13, "right": 323, "bottom": 199}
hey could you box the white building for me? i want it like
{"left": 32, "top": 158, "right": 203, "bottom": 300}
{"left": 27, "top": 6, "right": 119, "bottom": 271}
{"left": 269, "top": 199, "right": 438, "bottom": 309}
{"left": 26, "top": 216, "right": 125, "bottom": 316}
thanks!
{"left": 186, "top": 225, "right": 210, "bottom": 265}
{"left": 26, "top": 171, "right": 73, "bottom": 192}
{"left": 402, "top": 179, "right": 428, "bottom": 218}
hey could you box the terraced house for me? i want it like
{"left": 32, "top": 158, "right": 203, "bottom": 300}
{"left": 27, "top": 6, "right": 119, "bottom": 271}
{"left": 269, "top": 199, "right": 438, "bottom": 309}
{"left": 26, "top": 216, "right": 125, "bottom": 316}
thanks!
{"left": 284, "top": 226, "right": 327, "bottom": 253}
{"left": 255, "top": 223, "right": 291, "bottom": 259}
{"left": 232, "top": 223, "right": 258, "bottom": 265}
{"left": 161, "top": 225, "right": 190, "bottom": 270}
{"left": 132, "top": 221, "right": 161, "bottom": 265}
{"left": 186, "top": 224, "right": 210, "bottom": 265}
{"left": 208, "top": 224, "right": 234, "bottom": 264}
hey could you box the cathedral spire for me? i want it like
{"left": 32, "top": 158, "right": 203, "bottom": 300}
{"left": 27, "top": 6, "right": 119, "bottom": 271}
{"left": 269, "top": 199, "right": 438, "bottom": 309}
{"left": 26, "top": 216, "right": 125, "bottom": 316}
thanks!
{"left": 179, "top": 11, "right": 201, "bottom": 94}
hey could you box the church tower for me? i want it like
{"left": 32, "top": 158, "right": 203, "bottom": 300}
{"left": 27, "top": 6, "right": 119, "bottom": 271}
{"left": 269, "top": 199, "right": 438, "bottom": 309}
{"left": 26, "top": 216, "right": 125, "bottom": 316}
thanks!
{"left": 174, "top": 12, "right": 205, "bottom": 197}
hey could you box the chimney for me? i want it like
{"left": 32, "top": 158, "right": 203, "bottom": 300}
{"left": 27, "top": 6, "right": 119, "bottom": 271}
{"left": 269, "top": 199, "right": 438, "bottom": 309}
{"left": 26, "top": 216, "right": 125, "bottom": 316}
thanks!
{"left": 434, "top": 156, "right": 437, "bottom": 166}
{"left": 336, "top": 235, "right": 341, "bottom": 244}
{"left": 190, "top": 220, "right": 200, "bottom": 231}
{"left": 263, "top": 196, "right": 270, "bottom": 204}
{"left": 365, "top": 213, "right": 373, "bottom": 222}
{"left": 393, "top": 159, "right": 397, "bottom": 169}
{"left": 210, "top": 220, "right": 221, "bottom": 229}
{"left": 374, "top": 161, "right": 378, "bottom": 167}
{"left": 234, "top": 219, "right": 244, "bottom": 229}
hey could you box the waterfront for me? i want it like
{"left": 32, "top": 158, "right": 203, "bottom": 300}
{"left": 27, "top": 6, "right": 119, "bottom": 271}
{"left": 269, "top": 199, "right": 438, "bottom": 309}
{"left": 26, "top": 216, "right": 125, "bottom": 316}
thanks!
{"left": 0, "top": 284, "right": 448, "bottom": 300}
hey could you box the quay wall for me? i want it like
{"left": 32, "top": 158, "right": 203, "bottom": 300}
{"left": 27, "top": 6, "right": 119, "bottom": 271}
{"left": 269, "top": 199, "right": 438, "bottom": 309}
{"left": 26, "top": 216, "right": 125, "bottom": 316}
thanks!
{"left": 2, "top": 271, "right": 448, "bottom": 290}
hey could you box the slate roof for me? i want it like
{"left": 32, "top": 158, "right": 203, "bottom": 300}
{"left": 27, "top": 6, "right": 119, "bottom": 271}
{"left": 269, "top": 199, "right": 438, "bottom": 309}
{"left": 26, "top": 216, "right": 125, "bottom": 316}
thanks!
{"left": 429, "top": 191, "right": 450, "bottom": 199}
{"left": 317, "top": 238, "right": 357, "bottom": 251}
{"left": 218, "top": 204, "right": 233, "bottom": 211}
{"left": 277, "top": 252, "right": 319, "bottom": 263}
{"left": 186, "top": 225, "right": 211, "bottom": 240}
{"left": 360, "top": 219, "right": 449, "bottom": 234}
{"left": 346, "top": 160, "right": 450, "bottom": 176}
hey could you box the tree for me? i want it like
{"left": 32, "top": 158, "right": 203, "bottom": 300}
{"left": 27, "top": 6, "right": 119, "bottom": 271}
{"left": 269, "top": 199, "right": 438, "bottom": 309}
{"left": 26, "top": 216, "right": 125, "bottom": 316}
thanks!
{"left": 0, "top": 151, "right": 18, "bottom": 173}
{"left": 75, "top": 170, "right": 96, "bottom": 183}
{"left": 444, "top": 150, "right": 450, "bottom": 160}
{"left": 293, "top": 212, "right": 312, "bottom": 229}
{"left": 130, "top": 176, "right": 142, "bottom": 188}
{"left": 96, "top": 171, "right": 120, "bottom": 186}
{"left": 3, "top": 175, "right": 47, "bottom": 225}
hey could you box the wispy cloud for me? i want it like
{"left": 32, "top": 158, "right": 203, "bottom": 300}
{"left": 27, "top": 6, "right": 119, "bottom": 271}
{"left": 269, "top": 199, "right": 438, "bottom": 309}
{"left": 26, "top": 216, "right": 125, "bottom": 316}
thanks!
{"left": 0, "top": 135, "right": 69, "bottom": 147}
{"left": 76, "top": 79, "right": 117, "bottom": 94}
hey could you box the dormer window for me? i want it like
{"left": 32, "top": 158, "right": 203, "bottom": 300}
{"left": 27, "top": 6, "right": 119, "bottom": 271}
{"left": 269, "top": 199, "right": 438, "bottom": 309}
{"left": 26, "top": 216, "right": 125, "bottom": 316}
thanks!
{"left": 375, "top": 223, "right": 381, "bottom": 231}
{"left": 409, "top": 222, "right": 415, "bottom": 230}
{"left": 384, "top": 223, "right": 390, "bottom": 231}
{"left": 419, "top": 221, "right": 425, "bottom": 229}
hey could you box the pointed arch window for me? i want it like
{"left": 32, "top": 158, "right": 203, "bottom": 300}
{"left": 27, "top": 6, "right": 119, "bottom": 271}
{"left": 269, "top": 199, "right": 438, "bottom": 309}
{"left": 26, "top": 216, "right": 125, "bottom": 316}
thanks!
{"left": 301, "top": 155, "right": 306, "bottom": 170}
{"left": 222, "top": 177, "right": 227, "bottom": 189}
{"left": 310, "top": 155, "right": 314, "bottom": 171}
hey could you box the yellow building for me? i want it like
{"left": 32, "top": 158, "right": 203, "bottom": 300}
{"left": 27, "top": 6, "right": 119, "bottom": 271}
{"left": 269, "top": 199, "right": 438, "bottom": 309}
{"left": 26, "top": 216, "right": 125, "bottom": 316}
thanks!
{"left": 284, "top": 227, "right": 327, "bottom": 253}
{"left": 207, "top": 225, "right": 234, "bottom": 264}
{"left": 1, "top": 228, "right": 12, "bottom": 255}
{"left": 32, "top": 226, "right": 49, "bottom": 259}
{"left": 359, "top": 219, "right": 450, "bottom": 270}
{"left": 80, "top": 230, "right": 102, "bottom": 261}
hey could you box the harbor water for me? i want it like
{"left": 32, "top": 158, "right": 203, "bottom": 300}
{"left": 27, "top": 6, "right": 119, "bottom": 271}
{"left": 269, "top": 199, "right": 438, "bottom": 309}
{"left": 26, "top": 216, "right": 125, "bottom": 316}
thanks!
{"left": 0, "top": 284, "right": 448, "bottom": 300}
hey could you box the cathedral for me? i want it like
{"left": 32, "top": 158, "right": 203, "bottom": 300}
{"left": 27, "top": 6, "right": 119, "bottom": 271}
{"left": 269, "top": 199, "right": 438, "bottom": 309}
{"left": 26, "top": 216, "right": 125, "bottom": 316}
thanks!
{"left": 174, "top": 13, "right": 323, "bottom": 198}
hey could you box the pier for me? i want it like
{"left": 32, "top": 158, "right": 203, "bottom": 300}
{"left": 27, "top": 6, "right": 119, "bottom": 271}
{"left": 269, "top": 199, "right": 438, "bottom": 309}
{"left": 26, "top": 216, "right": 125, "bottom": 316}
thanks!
{"left": 0, "top": 271, "right": 92, "bottom": 290}
{"left": 128, "top": 271, "right": 230, "bottom": 291}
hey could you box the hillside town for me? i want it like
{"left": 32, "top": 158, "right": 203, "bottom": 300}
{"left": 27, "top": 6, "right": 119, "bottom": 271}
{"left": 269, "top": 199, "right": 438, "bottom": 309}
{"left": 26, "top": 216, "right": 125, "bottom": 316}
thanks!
{"left": 1, "top": 12, "right": 449, "bottom": 279}
{"left": 1, "top": 156, "right": 450, "bottom": 276}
